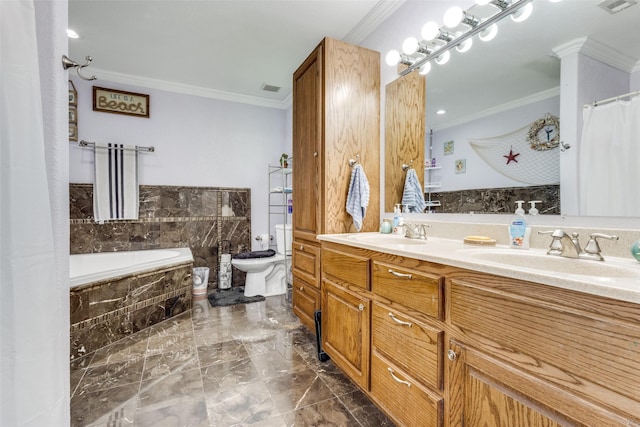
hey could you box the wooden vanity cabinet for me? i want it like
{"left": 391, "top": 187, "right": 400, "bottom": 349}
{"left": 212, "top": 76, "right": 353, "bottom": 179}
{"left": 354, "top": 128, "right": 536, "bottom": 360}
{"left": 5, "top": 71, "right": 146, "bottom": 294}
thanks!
{"left": 292, "top": 37, "right": 380, "bottom": 332}
{"left": 291, "top": 239, "right": 320, "bottom": 331}
{"left": 319, "top": 240, "right": 640, "bottom": 427}
{"left": 446, "top": 273, "right": 640, "bottom": 426}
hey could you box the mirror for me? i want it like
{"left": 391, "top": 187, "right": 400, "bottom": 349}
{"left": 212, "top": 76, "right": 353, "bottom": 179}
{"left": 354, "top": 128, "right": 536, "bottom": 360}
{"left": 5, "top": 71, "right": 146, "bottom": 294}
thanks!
{"left": 385, "top": 0, "right": 640, "bottom": 216}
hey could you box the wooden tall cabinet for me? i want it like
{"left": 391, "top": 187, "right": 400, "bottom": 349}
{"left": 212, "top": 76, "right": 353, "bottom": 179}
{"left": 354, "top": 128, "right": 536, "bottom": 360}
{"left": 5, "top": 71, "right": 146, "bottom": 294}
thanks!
{"left": 291, "top": 37, "right": 380, "bottom": 331}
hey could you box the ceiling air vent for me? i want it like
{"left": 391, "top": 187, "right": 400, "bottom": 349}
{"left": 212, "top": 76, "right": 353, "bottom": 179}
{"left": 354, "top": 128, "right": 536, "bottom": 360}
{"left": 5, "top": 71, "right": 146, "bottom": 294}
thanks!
{"left": 261, "top": 83, "right": 281, "bottom": 93}
{"left": 598, "top": 0, "right": 637, "bottom": 14}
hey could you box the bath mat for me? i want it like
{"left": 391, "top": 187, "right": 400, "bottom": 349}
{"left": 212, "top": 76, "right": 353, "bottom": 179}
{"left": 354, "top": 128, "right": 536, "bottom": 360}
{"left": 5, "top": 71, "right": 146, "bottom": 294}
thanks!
{"left": 207, "top": 287, "right": 265, "bottom": 307}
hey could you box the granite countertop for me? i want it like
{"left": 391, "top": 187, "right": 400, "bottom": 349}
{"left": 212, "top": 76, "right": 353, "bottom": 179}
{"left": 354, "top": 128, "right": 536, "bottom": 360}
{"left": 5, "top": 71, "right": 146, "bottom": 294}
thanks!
{"left": 318, "top": 232, "right": 640, "bottom": 304}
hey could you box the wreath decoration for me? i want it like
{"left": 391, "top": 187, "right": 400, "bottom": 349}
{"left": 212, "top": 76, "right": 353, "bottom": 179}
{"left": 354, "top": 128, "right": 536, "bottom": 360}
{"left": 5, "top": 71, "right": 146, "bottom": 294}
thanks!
{"left": 527, "top": 114, "right": 560, "bottom": 151}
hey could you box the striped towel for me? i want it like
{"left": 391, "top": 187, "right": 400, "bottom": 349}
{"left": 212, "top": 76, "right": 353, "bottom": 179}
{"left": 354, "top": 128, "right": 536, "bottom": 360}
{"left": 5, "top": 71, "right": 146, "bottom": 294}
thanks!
{"left": 402, "top": 168, "right": 426, "bottom": 213}
{"left": 93, "top": 143, "right": 139, "bottom": 222}
{"left": 346, "top": 164, "right": 370, "bottom": 232}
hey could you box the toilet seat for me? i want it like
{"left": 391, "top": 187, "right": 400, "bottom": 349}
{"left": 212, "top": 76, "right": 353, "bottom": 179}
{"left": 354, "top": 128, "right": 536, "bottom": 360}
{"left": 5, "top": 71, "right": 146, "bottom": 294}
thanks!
{"left": 231, "top": 253, "right": 285, "bottom": 268}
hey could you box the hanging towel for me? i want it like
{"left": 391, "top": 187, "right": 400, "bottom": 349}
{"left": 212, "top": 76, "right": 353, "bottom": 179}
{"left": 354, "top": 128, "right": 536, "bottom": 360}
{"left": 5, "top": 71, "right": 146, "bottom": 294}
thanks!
{"left": 346, "top": 164, "right": 370, "bottom": 232}
{"left": 93, "top": 143, "right": 139, "bottom": 222}
{"left": 402, "top": 168, "right": 426, "bottom": 213}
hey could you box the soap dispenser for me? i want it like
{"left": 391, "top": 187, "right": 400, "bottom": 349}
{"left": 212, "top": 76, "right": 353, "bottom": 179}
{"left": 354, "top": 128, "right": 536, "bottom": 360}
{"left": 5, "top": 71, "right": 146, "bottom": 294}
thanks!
{"left": 508, "top": 201, "right": 530, "bottom": 249}
{"left": 528, "top": 200, "right": 541, "bottom": 215}
{"left": 392, "top": 203, "right": 405, "bottom": 236}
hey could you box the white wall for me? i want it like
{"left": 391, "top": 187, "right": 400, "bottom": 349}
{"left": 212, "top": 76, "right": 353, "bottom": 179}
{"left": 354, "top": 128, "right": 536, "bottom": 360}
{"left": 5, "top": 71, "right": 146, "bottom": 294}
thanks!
{"left": 432, "top": 96, "right": 560, "bottom": 191}
{"left": 69, "top": 78, "right": 290, "bottom": 248}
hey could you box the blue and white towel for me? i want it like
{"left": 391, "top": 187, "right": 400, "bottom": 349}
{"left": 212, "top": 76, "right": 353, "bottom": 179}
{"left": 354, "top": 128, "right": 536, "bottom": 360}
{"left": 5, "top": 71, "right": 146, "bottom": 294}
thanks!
{"left": 346, "top": 164, "right": 370, "bottom": 232}
{"left": 93, "top": 143, "right": 139, "bottom": 222}
{"left": 402, "top": 168, "right": 426, "bottom": 213}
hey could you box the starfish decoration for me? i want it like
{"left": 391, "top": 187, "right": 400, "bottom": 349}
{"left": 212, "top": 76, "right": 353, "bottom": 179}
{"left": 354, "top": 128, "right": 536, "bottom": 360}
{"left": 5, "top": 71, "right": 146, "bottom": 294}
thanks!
{"left": 503, "top": 148, "right": 520, "bottom": 165}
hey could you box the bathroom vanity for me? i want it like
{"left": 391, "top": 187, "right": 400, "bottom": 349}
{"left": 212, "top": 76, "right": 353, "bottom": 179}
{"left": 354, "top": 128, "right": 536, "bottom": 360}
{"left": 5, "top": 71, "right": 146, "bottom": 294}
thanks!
{"left": 317, "top": 233, "right": 640, "bottom": 427}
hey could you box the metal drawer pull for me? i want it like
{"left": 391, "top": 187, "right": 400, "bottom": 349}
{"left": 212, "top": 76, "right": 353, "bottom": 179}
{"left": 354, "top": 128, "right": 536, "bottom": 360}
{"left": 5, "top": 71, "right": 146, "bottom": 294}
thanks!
{"left": 388, "top": 269, "right": 412, "bottom": 279}
{"left": 358, "top": 303, "right": 365, "bottom": 311}
{"left": 447, "top": 349, "right": 458, "bottom": 362}
{"left": 388, "top": 312, "right": 412, "bottom": 327}
{"left": 387, "top": 367, "right": 412, "bottom": 388}
{"left": 300, "top": 286, "right": 304, "bottom": 291}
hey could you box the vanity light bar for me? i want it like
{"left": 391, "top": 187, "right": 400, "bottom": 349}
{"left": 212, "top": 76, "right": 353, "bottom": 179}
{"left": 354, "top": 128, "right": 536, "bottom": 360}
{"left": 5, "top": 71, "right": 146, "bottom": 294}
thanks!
{"left": 399, "top": 0, "right": 534, "bottom": 76}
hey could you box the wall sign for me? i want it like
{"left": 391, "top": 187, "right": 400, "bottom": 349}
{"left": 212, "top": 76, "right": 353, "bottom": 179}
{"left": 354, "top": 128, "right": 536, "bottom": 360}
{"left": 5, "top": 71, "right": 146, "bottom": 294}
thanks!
{"left": 93, "top": 86, "right": 150, "bottom": 118}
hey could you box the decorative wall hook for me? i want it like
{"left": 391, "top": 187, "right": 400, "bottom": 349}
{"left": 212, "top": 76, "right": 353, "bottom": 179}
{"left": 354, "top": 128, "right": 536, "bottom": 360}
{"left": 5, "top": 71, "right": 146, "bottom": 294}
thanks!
{"left": 62, "top": 55, "right": 97, "bottom": 81}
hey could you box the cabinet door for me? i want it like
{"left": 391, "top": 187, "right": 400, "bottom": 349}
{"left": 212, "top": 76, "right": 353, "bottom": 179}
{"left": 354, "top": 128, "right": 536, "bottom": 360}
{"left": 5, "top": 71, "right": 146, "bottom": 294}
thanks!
{"left": 447, "top": 340, "right": 629, "bottom": 427}
{"left": 292, "top": 45, "right": 322, "bottom": 242}
{"left": 321, "top": 278, "right": 370, "bottom": 390}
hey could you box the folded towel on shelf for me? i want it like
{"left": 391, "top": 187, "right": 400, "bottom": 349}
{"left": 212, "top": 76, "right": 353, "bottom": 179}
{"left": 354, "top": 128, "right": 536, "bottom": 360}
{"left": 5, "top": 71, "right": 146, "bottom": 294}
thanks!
{"left": 346, "top": 164, "right": 370, "bottom": 231}
{"left": 402, "top": 168, "right": 426, "bottom": 213}
{"left": 93, "top": 143, "right": 139, "bottom": 222}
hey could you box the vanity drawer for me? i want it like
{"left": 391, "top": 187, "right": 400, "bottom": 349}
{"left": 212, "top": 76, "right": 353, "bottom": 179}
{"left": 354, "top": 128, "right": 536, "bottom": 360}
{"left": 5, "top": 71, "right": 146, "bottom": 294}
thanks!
{"left": 372, "top": 302, "right": 443, "bottom": 391}
{"left": 292, "top": 240, "right": 320, "bottom": 289}
{"left": 372, "top": 261, "right": 443, "bottom": 319}
{"left": 321, "top": 247, "right": 370, "bottom": 290}
{"left": 292, "top": 273, "right": 320, "bottom": 332}
{"left": 370, "top": 349, "right": 443, "bottom": 427}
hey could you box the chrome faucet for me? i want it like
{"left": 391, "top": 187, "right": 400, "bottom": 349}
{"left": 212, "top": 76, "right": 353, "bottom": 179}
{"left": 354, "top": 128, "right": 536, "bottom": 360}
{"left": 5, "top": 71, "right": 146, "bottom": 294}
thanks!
{"left": 404, "top": 222, "right": 430, "bottom": 240}
{"left": 538, "top": 230, "right": 618, "bottom": 261}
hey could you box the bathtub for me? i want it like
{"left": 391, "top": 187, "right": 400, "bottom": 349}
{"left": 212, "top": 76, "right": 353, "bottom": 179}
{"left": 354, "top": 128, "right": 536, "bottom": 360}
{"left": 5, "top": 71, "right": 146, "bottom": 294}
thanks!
{"left": 70, "top": 247, "right": 194, "bottom": 288}
{"left": 69, "top": 247, "right": 195, "bottom": 360}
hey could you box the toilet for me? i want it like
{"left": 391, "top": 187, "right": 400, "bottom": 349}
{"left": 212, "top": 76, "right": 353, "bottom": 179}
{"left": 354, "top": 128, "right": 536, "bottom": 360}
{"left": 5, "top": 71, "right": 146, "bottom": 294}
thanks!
{"left": 231, "top": 224, "right": 291, "bottom": 297}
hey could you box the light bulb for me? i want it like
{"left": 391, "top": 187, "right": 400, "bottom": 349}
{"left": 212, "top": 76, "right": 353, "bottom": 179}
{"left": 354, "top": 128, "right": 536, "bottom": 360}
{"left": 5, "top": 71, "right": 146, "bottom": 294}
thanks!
{"left": 511, "top": 3, "right": 533, "bottom": 22}
{"left": 419, "top": 62, "right": 432, "bottom": 75}
{"left": 385, "top": 50, "right": 401, "bottom": 66}
{"left": 456, "top": 37, "right": 473, "bottom": 53}
{"left": 475, "top": 0, "right": 491, "bottom": 5}
{"left": 435, "top": 50, "right": 450, "bottom": 65}
{"left": 421, "top": 21, "right": 440, "bottom": 41}
{"left": 402, "top": 37, "right": 419, "bottom": 55}
{"left": 443, "top": 6, "right": 464, "bottom": 28}
{"left": 479, "top": 23, "right": 498, "bottom": 41}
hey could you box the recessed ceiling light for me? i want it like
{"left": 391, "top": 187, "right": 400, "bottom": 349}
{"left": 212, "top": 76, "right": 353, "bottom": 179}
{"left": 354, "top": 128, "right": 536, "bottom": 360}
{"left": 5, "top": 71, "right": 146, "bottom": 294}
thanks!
{"left": 67, "top": 29, "right": 79, "bottom": 39}
{"left": 436, "top": 109, "right": 447, "bottom": 115}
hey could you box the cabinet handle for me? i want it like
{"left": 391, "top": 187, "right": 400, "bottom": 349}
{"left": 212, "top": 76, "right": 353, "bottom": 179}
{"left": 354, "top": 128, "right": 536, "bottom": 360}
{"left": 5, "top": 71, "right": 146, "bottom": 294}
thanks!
{"left": 313, "top": 151, "right": 318, "bottom": 157}
{"left": 299, "top": 245, "right": 304, "bottom": 250}
{"left": 388, "top": 312, "right": 412, "bottom": 327}
{"left": 387, "top": 367, "right": 412, "bottom": 388}
{"left": 388, "top": 269, "right": 412, "bottom": 279}
{"left": 300, "top": 286, "right": 304, "bottom": 291}
{"left": 358, "top": 303, "right": 365, "bottom": 311}
{"left": 447, "top": 349, "right": 458, "bottom": 362}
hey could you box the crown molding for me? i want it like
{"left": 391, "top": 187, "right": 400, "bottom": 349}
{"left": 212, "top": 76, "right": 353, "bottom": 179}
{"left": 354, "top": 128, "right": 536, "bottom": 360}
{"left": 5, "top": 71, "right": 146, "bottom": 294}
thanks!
{"left": 434, "top": 87, "right": 561, "bottom": 131}
{"left": 343, "top": 0, "right": 406, "bottom": 44}
{"left": 552, "top": 37, "right": 639, "bottom": 73}
{"left": 90, "top": 68, "right": 293, "bottom": 110}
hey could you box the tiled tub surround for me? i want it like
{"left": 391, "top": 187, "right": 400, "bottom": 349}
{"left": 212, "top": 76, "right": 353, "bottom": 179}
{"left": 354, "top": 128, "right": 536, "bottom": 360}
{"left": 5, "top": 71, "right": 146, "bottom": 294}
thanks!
{"left": 70, "top": 260, "right": 193, "bottom": 361}
{"left": 70, "top": 184, "right": 251, "bottom": 288}
{"left": 430, "top": 184, "right": 560, "bottom": 214}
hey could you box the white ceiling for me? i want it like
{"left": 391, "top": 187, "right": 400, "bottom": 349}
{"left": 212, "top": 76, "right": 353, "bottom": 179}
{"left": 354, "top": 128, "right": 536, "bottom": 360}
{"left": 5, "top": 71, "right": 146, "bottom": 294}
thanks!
{"left": 69, "top": 0, "right": 640, "bottom": 123}
{"left": 68, "top": 0, "right": 405, "bottom": 108}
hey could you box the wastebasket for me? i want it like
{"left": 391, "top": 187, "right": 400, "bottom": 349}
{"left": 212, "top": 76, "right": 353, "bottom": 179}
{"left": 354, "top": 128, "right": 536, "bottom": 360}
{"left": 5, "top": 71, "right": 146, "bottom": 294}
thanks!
{"left": 192, "top": 267, "right": 210, "bottom": 296}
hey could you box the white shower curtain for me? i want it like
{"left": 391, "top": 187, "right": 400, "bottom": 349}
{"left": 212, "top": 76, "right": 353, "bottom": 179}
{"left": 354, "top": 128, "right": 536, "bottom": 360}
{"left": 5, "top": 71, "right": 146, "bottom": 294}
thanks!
{"left": 1, "top": 1, "right": 68, "bottom": 426}
{"left": 579, "top": 96, "right": 640, "bottom": 216}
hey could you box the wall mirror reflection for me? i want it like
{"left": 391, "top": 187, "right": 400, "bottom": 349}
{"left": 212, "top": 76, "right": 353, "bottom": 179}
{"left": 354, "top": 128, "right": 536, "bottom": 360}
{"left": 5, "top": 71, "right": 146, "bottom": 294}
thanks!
{"left": 385, "top": 0, "right": 639, "bottom": 217}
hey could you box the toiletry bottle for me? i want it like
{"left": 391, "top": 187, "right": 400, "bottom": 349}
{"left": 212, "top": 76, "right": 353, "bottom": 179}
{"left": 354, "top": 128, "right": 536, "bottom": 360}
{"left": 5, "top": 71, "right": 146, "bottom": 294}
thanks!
{"left": 508, "top": 201, "right": 530, "bottom": 249}
{"left": 528, "top": 200, "right": 541, "bottom": 215}
{"left": 393, "top": 204, "right": 405, "bottom": 235}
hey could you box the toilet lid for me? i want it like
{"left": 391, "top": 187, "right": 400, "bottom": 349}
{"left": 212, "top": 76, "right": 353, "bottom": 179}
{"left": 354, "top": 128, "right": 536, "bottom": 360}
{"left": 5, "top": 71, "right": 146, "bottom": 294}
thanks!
{"left": 232, "top": 249, "right": 276, "bottom": 260}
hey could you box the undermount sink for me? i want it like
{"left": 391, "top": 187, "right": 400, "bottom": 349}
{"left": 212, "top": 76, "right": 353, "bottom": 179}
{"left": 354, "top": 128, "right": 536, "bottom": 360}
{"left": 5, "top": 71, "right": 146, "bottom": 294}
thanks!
{"left": 462, "top": 248, "right": 640, "bottom": 279}
{"left": 345, "top": 233, "right": 429, "bottom": 246}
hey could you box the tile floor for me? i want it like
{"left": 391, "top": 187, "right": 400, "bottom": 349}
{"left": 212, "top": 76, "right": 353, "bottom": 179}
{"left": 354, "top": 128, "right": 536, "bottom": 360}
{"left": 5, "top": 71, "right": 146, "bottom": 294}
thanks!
{"left": 70, "top": 293, "right": 395, "bottom": 426}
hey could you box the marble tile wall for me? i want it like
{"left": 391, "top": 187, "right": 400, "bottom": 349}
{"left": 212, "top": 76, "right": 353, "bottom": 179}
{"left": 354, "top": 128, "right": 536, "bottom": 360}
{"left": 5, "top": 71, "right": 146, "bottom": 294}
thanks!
{"left": 70, "top": 184, "right": 252, "bottom": 288}
{"left": 70, "top": 263, "right": 192, "bottom": 361}
{"left": 429, "top": 184, "right": 560, "bottom": 215}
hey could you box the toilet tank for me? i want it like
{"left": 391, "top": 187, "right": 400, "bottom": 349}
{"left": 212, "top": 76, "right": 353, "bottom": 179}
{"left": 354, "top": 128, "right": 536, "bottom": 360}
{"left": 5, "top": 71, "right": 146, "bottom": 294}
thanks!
{"left": 275, "top": 224, "right": 292, "bottom": 255}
